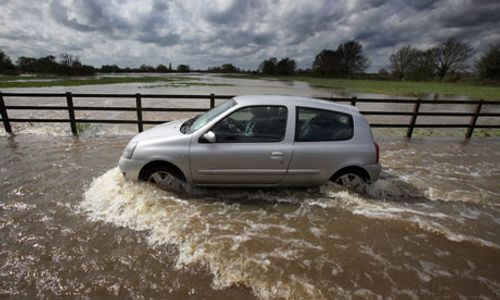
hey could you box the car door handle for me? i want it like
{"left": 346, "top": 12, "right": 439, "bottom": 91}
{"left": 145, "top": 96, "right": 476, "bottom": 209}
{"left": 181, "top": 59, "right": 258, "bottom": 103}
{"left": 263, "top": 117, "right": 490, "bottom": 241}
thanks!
{"left": 270, "top": 151, "right": 284, "bottom": 158}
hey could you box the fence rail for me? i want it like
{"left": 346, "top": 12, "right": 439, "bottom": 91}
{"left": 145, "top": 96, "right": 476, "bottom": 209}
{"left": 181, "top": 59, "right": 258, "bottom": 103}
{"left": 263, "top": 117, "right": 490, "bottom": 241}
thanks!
{"left": 1, "top": 92, "right": 499, "bottom": 138}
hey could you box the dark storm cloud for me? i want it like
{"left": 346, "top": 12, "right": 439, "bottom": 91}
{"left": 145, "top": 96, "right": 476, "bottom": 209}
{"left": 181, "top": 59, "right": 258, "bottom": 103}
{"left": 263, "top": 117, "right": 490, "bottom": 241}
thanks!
{"left": 1, "top": 0, "right": 499, "bottom": 70}
{"left": 49, "top": 0, "right": 130, "bottom": 34}
{"left": 437, "top": 1, "right": 500, "bottom": 28}
{"left": 204, "top": 0, "right": 263, "bottom": 26}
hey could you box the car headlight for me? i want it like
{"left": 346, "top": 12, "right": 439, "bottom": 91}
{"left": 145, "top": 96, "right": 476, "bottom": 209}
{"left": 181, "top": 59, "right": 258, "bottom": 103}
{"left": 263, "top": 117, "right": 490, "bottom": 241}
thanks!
{"left": 122, "top": 142, "right": 138, "bottom": 159}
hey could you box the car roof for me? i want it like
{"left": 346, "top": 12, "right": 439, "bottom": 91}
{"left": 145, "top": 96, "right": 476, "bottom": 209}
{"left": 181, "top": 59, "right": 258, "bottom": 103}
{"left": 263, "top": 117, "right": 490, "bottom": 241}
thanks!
{"left": 233, "top": 95, "right": 358, "bottom": 115}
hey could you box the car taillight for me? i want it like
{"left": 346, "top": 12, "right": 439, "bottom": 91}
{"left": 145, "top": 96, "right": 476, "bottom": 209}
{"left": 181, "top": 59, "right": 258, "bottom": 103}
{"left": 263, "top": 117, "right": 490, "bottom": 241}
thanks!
{"left": 374, "top": 142, "right": 379, "bottom": 163}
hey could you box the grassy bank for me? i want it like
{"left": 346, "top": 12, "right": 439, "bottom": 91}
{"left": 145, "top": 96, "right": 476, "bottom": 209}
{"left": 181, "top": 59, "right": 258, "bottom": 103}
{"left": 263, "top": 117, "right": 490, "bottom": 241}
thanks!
{"left": 221, "top": 74, "right": 500, "bottom": 100}
{"left": 0, "top": 76, "right": 233, "bottom": 88}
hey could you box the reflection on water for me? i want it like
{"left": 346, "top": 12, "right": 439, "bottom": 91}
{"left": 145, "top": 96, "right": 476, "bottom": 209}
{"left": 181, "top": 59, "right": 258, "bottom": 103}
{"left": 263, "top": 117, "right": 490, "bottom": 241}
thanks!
{"left": 1, "top": 135, "right": 500, "bottom": 299}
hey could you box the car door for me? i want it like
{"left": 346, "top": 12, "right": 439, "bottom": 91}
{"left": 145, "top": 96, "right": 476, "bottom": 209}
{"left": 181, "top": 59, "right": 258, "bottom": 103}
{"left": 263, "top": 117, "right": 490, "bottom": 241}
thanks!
{"left": 284, "top": 106, "right": 355, "bottom": 186}
{"left": 189, "top": 105, "right": 292, "bottom": 185}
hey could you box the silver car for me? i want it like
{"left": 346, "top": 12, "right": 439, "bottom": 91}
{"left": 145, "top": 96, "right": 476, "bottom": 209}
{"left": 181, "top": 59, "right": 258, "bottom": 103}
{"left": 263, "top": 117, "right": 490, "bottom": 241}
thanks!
{"left": 119, "top": 95, "right": 381, "bottom": 188}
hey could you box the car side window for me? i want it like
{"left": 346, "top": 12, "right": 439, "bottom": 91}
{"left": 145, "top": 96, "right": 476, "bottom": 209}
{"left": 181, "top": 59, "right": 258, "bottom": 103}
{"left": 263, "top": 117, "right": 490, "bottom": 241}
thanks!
{"left": 295, "top": 107, "right": 353, "bottom": 142}
{"left": 211, "top": 106, "right": 288, "bottom": 143}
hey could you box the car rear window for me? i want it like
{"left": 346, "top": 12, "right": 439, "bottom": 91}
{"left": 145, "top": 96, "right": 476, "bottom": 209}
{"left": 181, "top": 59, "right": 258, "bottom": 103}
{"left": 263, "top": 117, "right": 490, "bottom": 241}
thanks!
{"left": 295, "top": 107, "right": 353, "bottom": 142}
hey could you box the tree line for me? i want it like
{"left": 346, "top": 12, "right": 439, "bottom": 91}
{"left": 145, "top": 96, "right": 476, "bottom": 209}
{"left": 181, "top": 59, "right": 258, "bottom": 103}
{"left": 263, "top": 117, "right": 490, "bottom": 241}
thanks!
{"left": 1, "top": 53, "right": 96, "bottom": 76}
{"left": 0, "top": 51, "right": 192, "bottom": 75}
{"left": 255, "top": 38, "right": 500, "bottom": 81}
{"left": 1, "top": 38, "right": 500, "bottom": 80}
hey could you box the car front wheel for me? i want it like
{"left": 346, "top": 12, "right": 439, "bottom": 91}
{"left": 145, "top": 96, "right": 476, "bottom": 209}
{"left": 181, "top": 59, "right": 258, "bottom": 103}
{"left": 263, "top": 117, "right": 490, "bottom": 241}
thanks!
{"left": 140, "top": 164, "right": 185, "bottom": 190}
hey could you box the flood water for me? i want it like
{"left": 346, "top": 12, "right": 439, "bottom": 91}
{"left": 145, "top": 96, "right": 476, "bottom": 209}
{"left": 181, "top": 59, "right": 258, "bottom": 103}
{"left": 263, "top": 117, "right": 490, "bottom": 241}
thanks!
{"left": 2, "top": 73, "right": 499, "bottom": 137}
{"left": 1, "top": 76, "right": 500, "bottom": 299}
{"left": 1, "top": 134, "right": 499, "bottom": 299}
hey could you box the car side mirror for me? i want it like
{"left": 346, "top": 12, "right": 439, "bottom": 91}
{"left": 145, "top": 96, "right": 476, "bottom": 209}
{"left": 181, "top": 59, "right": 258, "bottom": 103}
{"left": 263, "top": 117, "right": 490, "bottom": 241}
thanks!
{"left": 202, "top": 131, "right": 216, "bottom": 143}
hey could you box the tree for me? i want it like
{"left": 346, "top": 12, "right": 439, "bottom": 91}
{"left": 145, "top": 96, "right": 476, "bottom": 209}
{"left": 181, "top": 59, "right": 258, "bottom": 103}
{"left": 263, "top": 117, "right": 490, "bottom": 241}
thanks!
{"left": 59, "top": 53, "right": 79, "bottom": 68}
{"left": 100, "top": 64, "right": 121, "bottom": 73}
{"left": 378, "top": 68, "right": 389, "bottom": 75}
{"left": 389, "top": 45, "right": 435, "bottom": 80}
{"left": 312, "top": 41, "right": 368, "bottom": 77}
{"left": 336, "top": 40, "right": 369, "bottom": 76}
{"left": 431, "top": 38, "right": 473, "bottom": 79}
{"left": 156, "top": 64, "right": 168, "bottom": 72}
{"left": 312, "top": 49, "right": 341, "bottom": 75}
{"left": 177, "top": 64, "right": 190, "bottom": 72}
{"left": 208, "top": 63, "right": 241, "bottom": 73}
{"left": 477, "top": 44, "right": 500, "bottom": 80}
{"left": 139, "top": 64, "right": 155, "bottom": 72}
{"left": 389, "top": 45, "right": 418, "bottom": 79}
{"left": 38, "top": 55, "right": 59, "bottom": 73}
{"left": 57, "top": 53, "right": 95, "bottom": 75}
{"left": 259, "top": 57, "right": 277, "bottom": 74}
{"left": 59, "top": 53, "right": 82, "bottom": 75}
{"left": 0, "top": 50, "right": 16, "bottom": 74}
{"left": 275, "top": 58, "right": 296, "bottom": 75}
{"left": 221, "top": 63, "right": 239, "bottom": 73}
{"left": 17, "top": 56, "right": 37, "bottom": 73}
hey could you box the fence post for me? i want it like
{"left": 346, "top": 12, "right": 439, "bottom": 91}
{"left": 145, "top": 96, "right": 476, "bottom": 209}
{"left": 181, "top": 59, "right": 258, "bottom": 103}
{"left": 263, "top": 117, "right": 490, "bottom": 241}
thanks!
{"left": 407, "top": 98, "right": 421, "bottom": 138}
{"left": 136, "top": 93, "right": 143, "bottom": 132}
{"left": 350, "top": 97, "right": 357, "bottom": 106}
{"left": 466, "top": 99, "right": 483, "bottom": 138}
{"left": 0, "top": 92, "right": 12, "bottom": 134}
{"left": 66, "top": 92, "right": 77, "bottom": 135}
{"left": 210, "top": 93, "right": 215, "bottom": 109}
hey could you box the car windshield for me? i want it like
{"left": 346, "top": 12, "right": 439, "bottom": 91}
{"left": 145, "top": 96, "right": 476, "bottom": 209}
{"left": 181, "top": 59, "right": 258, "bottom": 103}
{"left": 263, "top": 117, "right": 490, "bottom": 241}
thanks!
{"left": 181, "top": 99, "right": 237, "bottom": 134}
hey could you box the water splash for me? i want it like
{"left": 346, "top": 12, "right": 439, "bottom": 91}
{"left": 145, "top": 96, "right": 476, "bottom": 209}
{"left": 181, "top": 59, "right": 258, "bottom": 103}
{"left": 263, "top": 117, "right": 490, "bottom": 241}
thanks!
{"left": 81, "top": 167, "right": 500, "bottom": 299}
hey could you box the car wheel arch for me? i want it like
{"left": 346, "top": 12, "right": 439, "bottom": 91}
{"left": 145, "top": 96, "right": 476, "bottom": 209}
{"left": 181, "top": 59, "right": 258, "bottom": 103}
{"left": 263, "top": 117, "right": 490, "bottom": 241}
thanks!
{"left": 330, "top": 166, "right": 371, "bottom": 183}
{"left": 139, "top": 160, "right": 187, "bottom": 182}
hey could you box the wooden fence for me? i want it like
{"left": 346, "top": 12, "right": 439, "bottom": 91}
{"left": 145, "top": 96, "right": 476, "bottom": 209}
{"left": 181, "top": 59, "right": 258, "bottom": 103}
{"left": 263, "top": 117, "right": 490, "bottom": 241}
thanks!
{"left": 0, "top": 92, "right": 499, "bottom": 138}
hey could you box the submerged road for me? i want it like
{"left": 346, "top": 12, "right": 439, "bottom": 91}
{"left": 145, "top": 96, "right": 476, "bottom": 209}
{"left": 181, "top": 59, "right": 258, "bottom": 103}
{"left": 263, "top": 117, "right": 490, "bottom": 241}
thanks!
{"left": 1, "top": 134, "right": 500, "bottom": 299}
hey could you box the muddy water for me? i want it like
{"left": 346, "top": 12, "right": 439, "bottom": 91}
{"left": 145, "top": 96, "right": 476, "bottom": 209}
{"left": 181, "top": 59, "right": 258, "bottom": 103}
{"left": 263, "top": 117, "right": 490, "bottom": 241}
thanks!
{"left": 1, "top": 134, "right": 499, "bottom": 299}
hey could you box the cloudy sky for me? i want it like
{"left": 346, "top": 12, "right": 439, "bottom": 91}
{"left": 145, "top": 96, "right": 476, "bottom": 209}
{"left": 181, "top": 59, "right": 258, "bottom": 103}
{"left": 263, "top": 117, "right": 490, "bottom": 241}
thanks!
{"left": 1, "top": 0, "right": 499, "bottom": 71}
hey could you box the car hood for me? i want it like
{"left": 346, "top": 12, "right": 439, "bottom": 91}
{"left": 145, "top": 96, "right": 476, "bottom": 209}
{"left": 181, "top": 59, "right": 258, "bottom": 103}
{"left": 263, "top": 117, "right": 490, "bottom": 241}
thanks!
{"left": 131, "top": 119, "right": 187, "bottom": 143}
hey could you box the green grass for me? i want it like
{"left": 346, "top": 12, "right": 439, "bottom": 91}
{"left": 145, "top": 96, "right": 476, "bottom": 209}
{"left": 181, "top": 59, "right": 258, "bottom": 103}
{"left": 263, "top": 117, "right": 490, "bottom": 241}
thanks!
{"left": 0, "top": 76, "right": 192, "bottom": 88}
{"left": 76, "top": 122, "right": 91, "bottom": 133}
{"left": 219, "top": 74, "right": 500, "bottom": 100}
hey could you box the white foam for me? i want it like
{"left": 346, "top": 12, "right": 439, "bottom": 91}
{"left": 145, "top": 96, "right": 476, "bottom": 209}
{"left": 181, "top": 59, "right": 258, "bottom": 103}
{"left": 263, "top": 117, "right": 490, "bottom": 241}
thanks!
{"left": 81, "top": 168, "right": 325, "bottom": 300}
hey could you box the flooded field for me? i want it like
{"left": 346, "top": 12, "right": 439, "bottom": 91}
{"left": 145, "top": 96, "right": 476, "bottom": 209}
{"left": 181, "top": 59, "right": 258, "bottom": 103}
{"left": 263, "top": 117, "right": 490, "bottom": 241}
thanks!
{"left": 1, "top": 134, "right": 499, "bottom": 299}
{"left": 2, "top": 74, "right": 499, "bottom": 137}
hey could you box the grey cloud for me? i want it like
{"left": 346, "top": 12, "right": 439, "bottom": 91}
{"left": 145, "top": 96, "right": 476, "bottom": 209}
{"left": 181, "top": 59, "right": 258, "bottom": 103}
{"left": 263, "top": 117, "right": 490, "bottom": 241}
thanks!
{"left": 203, "top": 0, "right": 263, "bottom": 26}
{"left": 437, "top": 1, "right": 500, "bottom": 28}
{"left": 1, "top": 0, "right": 499, "bottom": 70}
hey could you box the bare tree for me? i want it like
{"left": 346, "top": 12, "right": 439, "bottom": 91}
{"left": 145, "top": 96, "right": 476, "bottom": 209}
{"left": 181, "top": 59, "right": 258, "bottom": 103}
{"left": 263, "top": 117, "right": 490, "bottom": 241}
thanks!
{"left": 390, "top": 45, "right": 435, "bottom": 80}
{"left": 389, "top": 45, "right": 418, "bottom": 80}
{"left": 59, "top": 53, "right": 80, "bottom": 68}
{"left": 431, "top": 38, "right": 473, "bottom": 79}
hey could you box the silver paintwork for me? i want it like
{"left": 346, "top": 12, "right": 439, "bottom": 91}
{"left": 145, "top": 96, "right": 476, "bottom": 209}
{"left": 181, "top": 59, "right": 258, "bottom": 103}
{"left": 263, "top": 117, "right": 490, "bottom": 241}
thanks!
{"left": 118, "top": 95, "right": 382, "bottom": 187}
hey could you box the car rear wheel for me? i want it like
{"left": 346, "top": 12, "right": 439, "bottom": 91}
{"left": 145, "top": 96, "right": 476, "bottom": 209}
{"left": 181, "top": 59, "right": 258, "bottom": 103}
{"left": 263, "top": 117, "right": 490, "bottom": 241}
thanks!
{"left": 334, "top": 173, "right": 365, "bottom": 188}
{"left": 331, "top": 169, "right": 369, "bottom": 192}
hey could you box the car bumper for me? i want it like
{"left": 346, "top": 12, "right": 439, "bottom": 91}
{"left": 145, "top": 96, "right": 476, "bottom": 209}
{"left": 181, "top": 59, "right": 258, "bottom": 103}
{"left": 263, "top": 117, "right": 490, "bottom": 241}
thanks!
{"left": 118, "top": 157, "right": 145, "bottom": 181}
{"left": 364, "top": 163, "right": 382, "bottom": 183}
